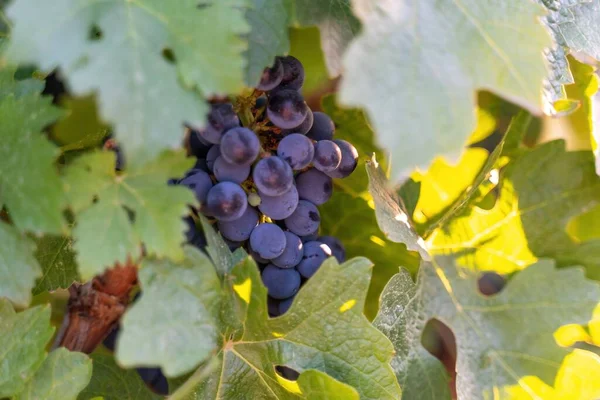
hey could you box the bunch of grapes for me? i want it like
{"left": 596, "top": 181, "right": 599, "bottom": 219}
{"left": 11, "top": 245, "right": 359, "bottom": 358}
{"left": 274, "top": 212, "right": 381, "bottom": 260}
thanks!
{"left": 180, "top": 56, "right": 358, "bottom": 317}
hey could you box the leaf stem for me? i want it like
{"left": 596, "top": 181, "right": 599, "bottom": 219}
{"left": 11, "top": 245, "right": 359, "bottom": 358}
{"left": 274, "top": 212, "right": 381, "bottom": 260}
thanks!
{"left": 169, "top": 357, "right": 220, "bottom": 400}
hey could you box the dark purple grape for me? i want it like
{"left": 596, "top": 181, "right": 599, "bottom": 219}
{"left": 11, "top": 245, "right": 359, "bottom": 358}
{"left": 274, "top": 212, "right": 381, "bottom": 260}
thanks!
{"left": 301, "top": 232, "right": 319, "bottom": 243}
{"left": 313, "top": 140, "right": 341, "bottom": 173}
{"left": 252, "top": 156, "right": 294, "bottom": 196}
{"left": 267, "top": 90, "right": 308, "bottom": 129}
{"left": 218, "top": 206, "right": 259, "bottom": 241}
{"left": 272, "top": 232, "right": 303, "bottom": 268}
{"left": 195, "top": 104, "right": 240, "bottom": 144}
{"left": 326, "top": 140, "right": 358, "bottom": 179}
{"left": 258, "top": 185, "right": 298, "bottom": 220}
{"left": 213, "top": 156, "right": 250, "bottom": 184}
{"left": 268, "top": 296, "right": 281, "bottom": 317}
{"left": 318, "top": 236, "right": 345, "bottom": 263}
{"left": 278, "top": 296, "right": 294, "bottom": 315}
{"left": 297, "top": 241, "right": 332, "bottom": 278}
{"left": 307, "top": 112, "right": 335, "bottom": 141}
{"left": 277, "top": 134, "right": 314, "bottom": 170}
{"left": 205, "top": 182, "right": 248, "bottom": 221}
{"left": 250, "top": 248, "right": 269, "bottom": 265}
{"left": 282, "top": 109, "right": 314, "bottom": 136}
{"left": 295, "top": 169, "right": 332, "bottom": 206}
{"left": 250, "top": 223, "right": 287, "bottom": 259}
{"left": 276, "top": 56, "right": 305, "bottom": 91}
{"left": 188, "top": 129, "right": 212, "bottom": 158}
{"left": 206, "top": 145, "right": 220, "bottom": 172}
{"left": 284, "top": 200, "right": 320, "bottom": 236}
{"left": 261, "top": 264, "right": 301, "bottom": 299}
{"left": 179, "top": 169, "right": 213, "bottom": 203}
{"left": 137, "top": 367, "right": 169, "bottom": 395}
{"left": 223, "top": 238, "right": 243, "bottom": 252}
{"left": 257, "top": 58, "right": 284, "bottom": 91}
{"left": 220, "top": 127, "right": 260, "bottom": 166}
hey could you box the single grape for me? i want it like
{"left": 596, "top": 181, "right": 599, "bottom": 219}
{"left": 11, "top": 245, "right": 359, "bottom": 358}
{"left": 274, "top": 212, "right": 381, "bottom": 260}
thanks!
{"left": 297, "top": 241, "right": 332, "bottom": 278}
{"left": 313, "top": 140, "right": 342, "bottom": 173}
{"left": 205, "top": 182, "right": 248, "bottom": 221}
{"left": 249, "top": 223, "right": 287, "bottom": 259}
{"left": 478, "top": 272, "right": 506, "bottom": 296}
{"left": 284, "top": 200, "right": 320, "bottom": 236}
{"left": 252, "top": 156, "right": 294, "bottom": 196}
{"left": 267, "top": 296, "right": 281, "bottom": 317}
{"left": 188, "top": 129, "right": 211, "bottom": 158}
{"left": 300, "top": 231, "right": 319, "bottom": 243}
{"left": 318, "top": 236, "right": 345, "bottom": 263}
{"left": 206, "top": 145, "right": 220, "bottom": 172}
{"left": 277, "top": 133, "right": 314, "bottom": 170}
{"left": 276, "top": 56, "right": 305, "bottom": 91}
{"left": 195, "top": 103, "right": 240, "bottom": 144}
{"left": 257, "top": 58, "right": 284, "bottom": 91}
{"left": 295, "top": 169, "right": 332, "bottom": 206}
{"left": 223, "top": 237, "right": 243, "bottom": 252}
{"left": 137, "top": 368, "right": 169, "bottom": 395}
{"left": 213, "top": 156, "right": 250, "bottom": 184}
{"left": 282, "top": 108, "right": 314, "bottom": 135}
{"left": 258, "top": 185, "right": 298, "bottom": 220}
{"left": 261, "top": 264, "right": 301, "bottom": 299}
{"left": 278, "top": 296, "right": 294, "bottom": 315}
{"left": 179, "top": 169, "right": 213, "bottom": 203}
{"left": 220, "top": 127, "right": 260, "bottom": 166}
{"left": 306, "top": 112, "right": 335, "bottom": 141}
{"left": 250, "top": 247, "right": 269, "bottom": 265}
{"left": 218, "top": 207, "right": 258, "bottom": 242}
{"left": 272, "top": 232, "right": 304, "bottom": 268}
{"left": 248, "top": 192, "right": 261, "bottom": 207}
{"left": 267, "top": 89, "right": 308, "bottom": 129}
{"left": 326, "top": 140, "right": 359, "bottom": 178}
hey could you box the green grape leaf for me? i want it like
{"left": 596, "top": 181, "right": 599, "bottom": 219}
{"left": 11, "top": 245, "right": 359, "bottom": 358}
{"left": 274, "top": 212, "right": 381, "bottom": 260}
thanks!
{"left": 320, "top": 191, "right": 420, "bottom": 320}
{"left": 0, "top": 69, "right": 65, "bottom": 234}
{"left": 245, "top": 0, "right": 290, "bottom": 86}
{"left": 366, "top": 159, "right": 429, "bottom": 260}
{"left": 0, "top": 301, "right": 54, "bottom": 398}
{"left": 375, "top": 257, "right": 600, "bottom": 399}
{"left": 429, "top": 140, "right": 600, "bottom": 277}
{"left": 50, "top": 95, "right": 108, "bottom": 151}
{"left": 563, "top": 56, "right": 598, "bottom": 147}
{"left": 193, "top": 257, "right": 401, "bottom": 399}
{"left": 0, "top": 222, "right": 42, "bottom": 306}
{"left": 32, "top": 234, "right": 79, "bottom": 295}
{"left": 295, "top": 370, "right": 359, "bottom": 399}
{"left": 14, "top": 348, "right": 92, "bottom": 400}
{"left": 117, "top": 247, "right": 222, "bottom": 377}
{"left": 501, "top": 349, "right": 600, "bottom": 399}
{"left": 7, "top": 0, "right": 249, "bottom": 166}
{"left": 200, "top": 215, "right": 242, "bottom": 277}
{"left": 415, "top": 111, "right": 534, "bottom": 237}
{"left": 339, "top": 0, "right": 551, "bottom": 181}
{"left": 291, "top": 0, "right": 359, "bottom": 77}
{"left": 538, "top": 0, "right": 600, "bottom": 112}
{"left": 78, "top": 353, "right": 161, "bottom": 400}
{"left": 63, "top": 151, "right": 195, "bottom": 279}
